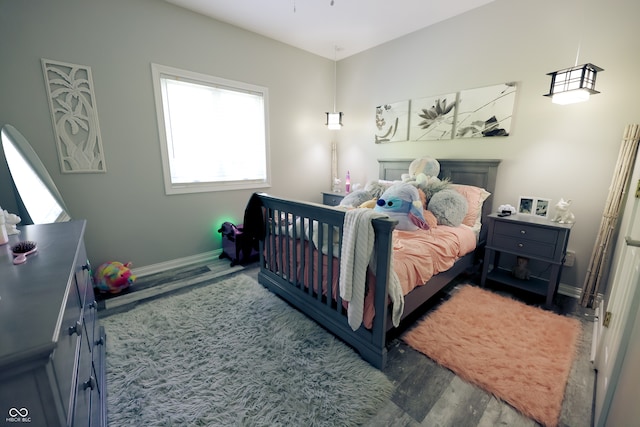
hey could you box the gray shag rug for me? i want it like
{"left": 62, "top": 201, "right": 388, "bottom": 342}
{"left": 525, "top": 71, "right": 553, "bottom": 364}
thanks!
{"left": 102, "top": 274, "right": 393, "bottom": 426}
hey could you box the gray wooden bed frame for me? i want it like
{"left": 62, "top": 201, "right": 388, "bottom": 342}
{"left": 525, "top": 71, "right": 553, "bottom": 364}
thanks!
{"left": 256, "top": 159, "right": 500, "bottom": 369}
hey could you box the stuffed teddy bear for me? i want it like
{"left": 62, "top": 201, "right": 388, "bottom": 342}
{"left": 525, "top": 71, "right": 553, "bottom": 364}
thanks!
{"left": 94, "top": 261, "right": 137, "bottom": 294}
{"left": 402, "top": 156, "right": 441, "bottom": 185}
{"left": 374, "top": 182, "right": 429, "bottom": 231}
{"left": 401, "top": 157, "right": 450, "bottom": 201}
{"left": 400, "top": 157, "right": 469, "bottom": 227}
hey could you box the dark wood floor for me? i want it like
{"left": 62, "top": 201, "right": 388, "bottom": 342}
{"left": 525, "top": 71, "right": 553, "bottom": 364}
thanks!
{"left": 100, "top": 260, "right": 595, "bottom": 427}
{"left": 364, "top": 278, "right": 596, "bottom": 427}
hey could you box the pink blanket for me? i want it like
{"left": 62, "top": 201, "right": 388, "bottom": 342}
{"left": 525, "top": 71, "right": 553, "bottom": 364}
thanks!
{"left": 271, "top": 224, "right": 476, "bottom": 329}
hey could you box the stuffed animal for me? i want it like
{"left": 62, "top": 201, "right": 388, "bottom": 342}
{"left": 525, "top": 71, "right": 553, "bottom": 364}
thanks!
{"left": 94, "top": 261, "right": 137, "bottom": 294}
{"left": 339, "top": 190, "right": 375, "bottom": 208}
{"left": 402, "top": 156, "right": 441, "bottom": 184}
{"left": 374, "top": 182, "right": 428, "bottom": 231}
{"left": 512, "top": 256, "right": 531, "bottom": 280}
{"left": 551, "top": 198, "right": 575, "bottom": 224}
{"left": 364, "top": 180, "right": 392, "bottom": 199}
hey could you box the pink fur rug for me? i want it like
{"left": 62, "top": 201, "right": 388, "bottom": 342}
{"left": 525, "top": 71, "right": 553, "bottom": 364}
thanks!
{"left": 403, "top": 285, "right": 581, "bottom": 427}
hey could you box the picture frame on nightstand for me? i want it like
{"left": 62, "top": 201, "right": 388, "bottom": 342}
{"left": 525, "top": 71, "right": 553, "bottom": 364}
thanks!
{"left": 534, "top": 198, "right": 550, "bottom": 218}
{"left": 518, "top": 196, "right": 550, "bottom": 218}
{"left": 518, "top": 196, "right": 534, "bottom": 214}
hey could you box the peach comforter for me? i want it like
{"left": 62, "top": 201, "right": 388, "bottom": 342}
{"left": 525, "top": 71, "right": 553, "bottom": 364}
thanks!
{"left": 392, "top": 225, "right": 477, "bottom": 295}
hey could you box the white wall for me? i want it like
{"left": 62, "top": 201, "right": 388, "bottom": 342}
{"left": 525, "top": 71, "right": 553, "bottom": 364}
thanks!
{"left": 334, "top": 0, "right": 640, "bottom": 289}
{"left": 2, "top": 0, "right": 639, "bottom": 291}
{"left": 0, "top": 0, "right": 335, "bottom": 268}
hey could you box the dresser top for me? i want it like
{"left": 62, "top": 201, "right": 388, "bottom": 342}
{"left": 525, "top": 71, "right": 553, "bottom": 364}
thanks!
{"left": 0, "top": 220, "right": 86, "bottom": 365}
{"left": 488, "top": 212, "right": 574, "bottom": 230}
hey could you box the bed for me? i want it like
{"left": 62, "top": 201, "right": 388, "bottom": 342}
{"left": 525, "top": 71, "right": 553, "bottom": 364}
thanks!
{"left": 254, "top": 158, "right": 500, "bottom": 369}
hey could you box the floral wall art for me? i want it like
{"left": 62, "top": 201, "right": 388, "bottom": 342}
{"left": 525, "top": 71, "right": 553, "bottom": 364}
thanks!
{"left": 374, "top": 82, "right": 517, "bottom": 142}
{"left": 374, "top": 100, "right": 410, "bottom": 143}
{"left": 455, "top": 82, "right": 517, "bottom": 138}
{"left": 409, "top": 94, "right": 457, "bottom": 141}
{"left": 42, "top": 58, "right": 106, "bottom": 173}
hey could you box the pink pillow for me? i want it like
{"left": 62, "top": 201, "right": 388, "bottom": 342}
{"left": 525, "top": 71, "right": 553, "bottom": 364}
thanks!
{"left": 452, "top": 184, "right": 491, "bottom": 228}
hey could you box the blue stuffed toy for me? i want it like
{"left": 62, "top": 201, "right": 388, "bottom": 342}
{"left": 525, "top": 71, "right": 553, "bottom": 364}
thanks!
{"left": 374, "top": 182, "right": 428, "bottom": 231}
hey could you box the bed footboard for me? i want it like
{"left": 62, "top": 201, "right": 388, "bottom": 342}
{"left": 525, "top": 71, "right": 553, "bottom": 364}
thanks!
{"left": 256, "top": 193, "right": 396, "bottom": 369}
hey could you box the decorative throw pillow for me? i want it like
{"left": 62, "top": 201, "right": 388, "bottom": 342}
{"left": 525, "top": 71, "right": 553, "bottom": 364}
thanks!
{"left": 452, "top": 184, "right": 491, "bottom": 228}
{"left": 427, "top": 189, "right": 468, "bottom": 227}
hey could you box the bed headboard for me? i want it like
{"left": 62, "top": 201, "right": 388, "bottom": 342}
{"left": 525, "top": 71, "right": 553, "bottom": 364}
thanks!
{"left": 378, "top": 158, "right": 501, "bottom": 243}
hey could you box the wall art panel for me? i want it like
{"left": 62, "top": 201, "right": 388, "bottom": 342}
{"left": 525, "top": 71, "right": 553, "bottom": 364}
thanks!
{"left": 374, "top": 100, "right": 410, "bottom": 143}
{"left": 42, "top": 59, "right": 106, "bottom": 173}
{"left": 455, "top": 82, "right": 517, "bottom": 138}
{"left": 409, "top": 94, "right": 457, "bottom": 141}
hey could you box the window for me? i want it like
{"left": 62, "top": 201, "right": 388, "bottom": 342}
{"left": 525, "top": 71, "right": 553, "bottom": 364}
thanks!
{"left": 151, "top": 64, "right": 270, "bottom": 194}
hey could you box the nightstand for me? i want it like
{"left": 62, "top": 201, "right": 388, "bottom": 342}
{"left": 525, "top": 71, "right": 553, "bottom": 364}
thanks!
{"left": 480, "top": 213, "right": 573, "bottom": 306}
{"left": 322, "top": 191, "right": 345, "bottom": 206}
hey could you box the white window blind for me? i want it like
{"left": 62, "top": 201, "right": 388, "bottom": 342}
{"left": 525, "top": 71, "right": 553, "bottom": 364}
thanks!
{"left": 152, "top": 64, "right": 270, "bottom": 194}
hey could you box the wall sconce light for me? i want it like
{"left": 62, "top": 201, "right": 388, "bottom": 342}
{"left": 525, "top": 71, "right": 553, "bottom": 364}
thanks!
{"left": 326, "top": 45, "right": 343, "bottom": 130}
{"left": 544, "top": 63, "right": 603, "bottom": 105}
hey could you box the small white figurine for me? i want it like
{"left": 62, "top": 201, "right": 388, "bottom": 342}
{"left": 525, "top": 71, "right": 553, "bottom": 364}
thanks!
{"left": 332, "top": 177, "right": 342, "bottom": 193}
{"left": 3, "top": 210, "right": 21, "bottom": 235}
{"left": 551, "top": 199, "right": 575, "bottom": 224}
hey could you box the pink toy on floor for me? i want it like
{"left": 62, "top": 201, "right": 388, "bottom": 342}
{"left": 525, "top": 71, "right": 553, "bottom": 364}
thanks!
{"left": 94, "top": 261, "right": 136, "bottom": 294}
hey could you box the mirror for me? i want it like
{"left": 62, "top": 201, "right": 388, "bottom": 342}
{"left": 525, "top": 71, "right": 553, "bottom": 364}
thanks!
{"left": 0, "top": 124, "right": 71, "bottom": 224}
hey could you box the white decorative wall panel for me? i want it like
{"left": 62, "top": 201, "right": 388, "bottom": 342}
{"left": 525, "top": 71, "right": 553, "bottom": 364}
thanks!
{"left": 41, "top": 59, "right": 106, "bottom": 173}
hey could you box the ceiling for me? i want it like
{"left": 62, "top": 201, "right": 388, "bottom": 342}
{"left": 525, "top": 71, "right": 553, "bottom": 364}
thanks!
{"left": 165, "top": 0, "right": 495, "bottom": 60}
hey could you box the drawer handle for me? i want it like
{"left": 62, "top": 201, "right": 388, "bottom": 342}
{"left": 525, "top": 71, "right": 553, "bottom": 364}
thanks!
{"left": 518, "top": 243, "right": 524, "bottom": 248}
{"left": 83, "top": 376, "right": 97, "bottom": 390}
{"left": 68, "top": 320, "right": 83, "bottom": 336}
{"left": 520, "top": 230, "right": 526, "bottom": 235}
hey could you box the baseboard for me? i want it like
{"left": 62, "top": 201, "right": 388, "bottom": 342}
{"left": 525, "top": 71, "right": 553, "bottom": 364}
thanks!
{"left": 133, "top": 256, "right": 589, "bottom": 300}
{"left": 131, "top": 249, "right": 223, "bottom": 277}
{"left": 558, "top": 282, "right": 582, "bottom": 299}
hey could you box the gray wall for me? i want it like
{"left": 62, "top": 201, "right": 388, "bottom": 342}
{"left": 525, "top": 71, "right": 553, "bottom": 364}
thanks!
{"left": 0, "top": 0, "right": 334, "bottom": 270}
{"left": 2, "top": 0, "right": 639, "bottom": 292}
{"left": 335, "top": 0, "right": 640, "bottom": 290}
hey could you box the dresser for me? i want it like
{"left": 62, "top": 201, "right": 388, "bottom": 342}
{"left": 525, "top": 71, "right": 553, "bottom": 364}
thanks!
{"left": 480, "top": 213, "right": 573, "bottom": 306}
{"left": 0, "top": 220, "right": 106, "bottom": 426}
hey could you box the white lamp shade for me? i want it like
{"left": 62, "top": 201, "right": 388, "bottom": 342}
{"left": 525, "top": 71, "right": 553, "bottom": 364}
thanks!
{"left": 326, "top": 112, "right": 343, "bottom": 130}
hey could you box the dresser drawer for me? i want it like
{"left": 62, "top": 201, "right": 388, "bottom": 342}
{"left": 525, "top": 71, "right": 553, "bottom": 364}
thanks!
{"left": 73, "top": 335, "right": 96, "bottom": 427}
{"left": 492, "top": 235, "right": 558, "bottom": 259}
{"left": 322, "top": 192, "right": 345, "bottom": 206}
{"left": 51, "top": 281, "right": 83, "bottom": 420}
{"left": 493, "top": 221, "right": 559, "bottom": 244}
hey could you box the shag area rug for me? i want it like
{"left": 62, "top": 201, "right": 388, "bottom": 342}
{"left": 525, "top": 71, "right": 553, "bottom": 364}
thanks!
{"left": 403, "top": 285, "right": 581, "bottom": 427}
{"left": 102, "top": 274, "right": 393, "bottom": 426}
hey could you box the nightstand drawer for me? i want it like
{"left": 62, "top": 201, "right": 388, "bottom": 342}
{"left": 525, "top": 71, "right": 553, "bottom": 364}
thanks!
{"left": 494, "top": 221, "right": 559, "bottom": 244}
{"left": 322, "top": 192, "right": 345, "bottom": 206}
{"left": 492, "top": 235, "right": 557, "bottom": 259}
